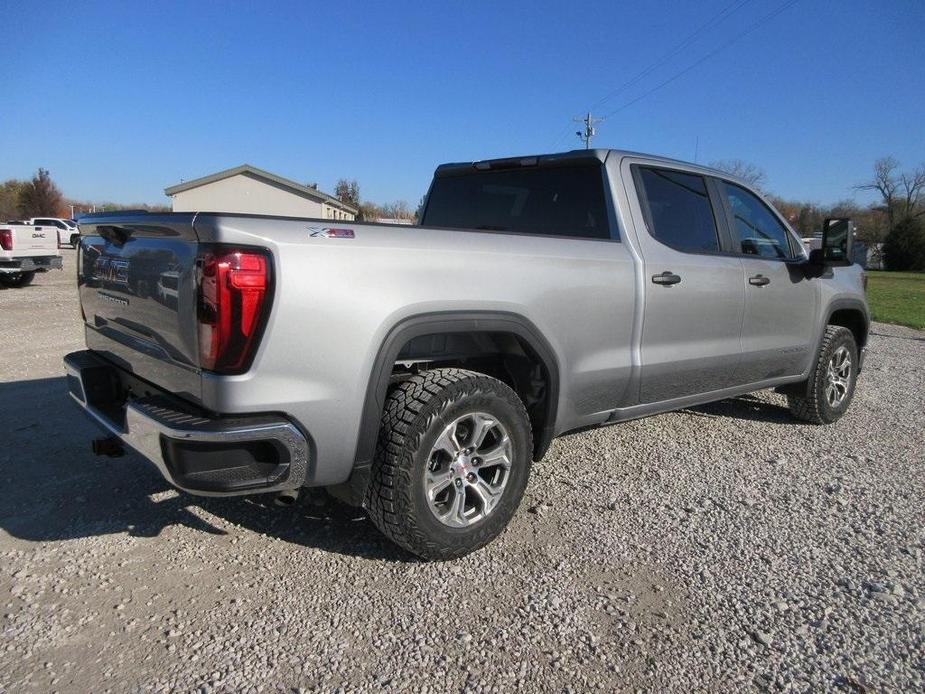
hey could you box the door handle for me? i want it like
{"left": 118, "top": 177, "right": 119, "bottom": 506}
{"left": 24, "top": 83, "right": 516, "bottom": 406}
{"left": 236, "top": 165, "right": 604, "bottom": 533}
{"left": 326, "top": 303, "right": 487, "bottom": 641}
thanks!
{"left": 748, "top": 274, "right": 770, "bottom": 287}
{"left": 652, "top": 271, "right": 682, "bottom": 286}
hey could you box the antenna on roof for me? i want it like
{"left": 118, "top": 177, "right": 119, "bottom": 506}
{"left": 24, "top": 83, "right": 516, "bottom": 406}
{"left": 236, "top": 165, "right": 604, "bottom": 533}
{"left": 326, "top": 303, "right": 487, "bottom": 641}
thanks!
{"left": 573, "top": 112, "right": 605, "bottom": 149}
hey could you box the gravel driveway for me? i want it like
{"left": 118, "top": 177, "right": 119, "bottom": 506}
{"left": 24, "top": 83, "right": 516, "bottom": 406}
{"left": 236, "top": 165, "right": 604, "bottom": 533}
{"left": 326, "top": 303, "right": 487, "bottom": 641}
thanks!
{"left": 1, "top": 251, "right": 923, "bottom": 692}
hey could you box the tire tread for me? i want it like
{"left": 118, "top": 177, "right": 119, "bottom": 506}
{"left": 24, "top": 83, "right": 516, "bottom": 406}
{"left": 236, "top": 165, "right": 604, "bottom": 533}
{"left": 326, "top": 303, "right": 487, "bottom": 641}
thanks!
{"left": 787, "top": 325, "right": 856, "bottom": 424}
{"left": 365, "top": 368, "right": 531, "bottom": 560}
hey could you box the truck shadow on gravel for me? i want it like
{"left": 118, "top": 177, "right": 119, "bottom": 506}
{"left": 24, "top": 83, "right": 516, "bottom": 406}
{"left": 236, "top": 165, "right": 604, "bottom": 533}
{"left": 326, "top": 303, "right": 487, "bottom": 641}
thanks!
{"left": 682, "top": 393, "right": 793, "bottom": 424}
{"left": 0, "top": 376, "right": 412, "bottom": 562}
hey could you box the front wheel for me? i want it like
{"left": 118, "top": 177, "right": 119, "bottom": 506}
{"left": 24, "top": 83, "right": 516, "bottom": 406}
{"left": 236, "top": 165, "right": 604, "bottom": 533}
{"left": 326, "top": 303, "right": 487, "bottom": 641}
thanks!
{"left": 0, "top": 271, "right": 36, "bottom": 288}
{"left": 366, "top": 368, "right": 533, "bottom": 560}
{"left": 787, "top": 325, "right": 858, "bottom": 424}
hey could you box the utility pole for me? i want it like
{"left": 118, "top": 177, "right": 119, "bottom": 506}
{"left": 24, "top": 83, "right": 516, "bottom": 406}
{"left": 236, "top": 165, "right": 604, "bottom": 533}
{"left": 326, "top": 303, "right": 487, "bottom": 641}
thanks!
{"left": 573, "top": 112, "right": 604, "bottom": 149}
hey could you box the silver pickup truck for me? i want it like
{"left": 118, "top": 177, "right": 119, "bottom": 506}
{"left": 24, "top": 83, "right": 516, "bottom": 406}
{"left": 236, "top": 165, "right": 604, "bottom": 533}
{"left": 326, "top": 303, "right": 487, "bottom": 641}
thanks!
{"left": 64, "top": 149, "right": 868, "bottom": 559}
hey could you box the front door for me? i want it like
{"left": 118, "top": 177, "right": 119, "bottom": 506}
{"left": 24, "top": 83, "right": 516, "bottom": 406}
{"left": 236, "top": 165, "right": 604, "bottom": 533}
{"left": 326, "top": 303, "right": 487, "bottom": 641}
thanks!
{"left": 716, "top": 180, "right": 818, "bottom": 383}
{"left": 628, "top": 163, "right": 746, "bottom": 404}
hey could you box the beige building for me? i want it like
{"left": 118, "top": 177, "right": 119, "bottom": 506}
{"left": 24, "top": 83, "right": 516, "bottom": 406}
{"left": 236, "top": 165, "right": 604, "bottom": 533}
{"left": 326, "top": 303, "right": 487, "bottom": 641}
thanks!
{"left": 165, "top": 164, "right": 357, "bottom": 220}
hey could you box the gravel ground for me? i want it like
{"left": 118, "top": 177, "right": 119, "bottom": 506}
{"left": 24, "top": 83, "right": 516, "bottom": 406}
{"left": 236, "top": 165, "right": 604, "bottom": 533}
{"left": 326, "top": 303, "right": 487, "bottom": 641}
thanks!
{"left": 1, "top": 250, "right": 923, "bottom": 692}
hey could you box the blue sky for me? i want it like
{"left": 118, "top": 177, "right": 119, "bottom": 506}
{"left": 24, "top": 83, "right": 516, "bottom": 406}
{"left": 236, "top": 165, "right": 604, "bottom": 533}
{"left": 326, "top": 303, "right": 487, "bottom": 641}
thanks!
{"left": 2, "top": 0, "right": 924, "bottom": 207}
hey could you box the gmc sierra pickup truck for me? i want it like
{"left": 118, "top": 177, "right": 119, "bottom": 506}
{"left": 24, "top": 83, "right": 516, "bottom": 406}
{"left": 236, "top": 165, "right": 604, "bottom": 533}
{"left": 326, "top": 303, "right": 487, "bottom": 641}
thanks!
{"left": 64, "top": 149, "right": 868, "bottom": 559}
{"left": 0, "top": 221, "right": 63, "bottom": 286}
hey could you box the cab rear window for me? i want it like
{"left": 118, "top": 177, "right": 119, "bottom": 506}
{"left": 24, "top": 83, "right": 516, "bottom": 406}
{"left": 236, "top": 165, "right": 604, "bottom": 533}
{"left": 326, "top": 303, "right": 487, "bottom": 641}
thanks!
{"left": 422, "top": 165, "right": 611, "bottom": 240}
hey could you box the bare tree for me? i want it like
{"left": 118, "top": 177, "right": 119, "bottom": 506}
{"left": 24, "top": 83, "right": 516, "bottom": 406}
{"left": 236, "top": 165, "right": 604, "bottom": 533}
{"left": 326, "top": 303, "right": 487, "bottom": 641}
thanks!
{"left": 855, "top": 156, "right": 925, "bottom": 230}
{"left": 379, "top": 201, "right": 414, "bottom": 220}
{"left": 898, "top": 166, "right": 925, "bottom": 220}
{"left": 709, "top": 159, "right": 767, "bottom": 189}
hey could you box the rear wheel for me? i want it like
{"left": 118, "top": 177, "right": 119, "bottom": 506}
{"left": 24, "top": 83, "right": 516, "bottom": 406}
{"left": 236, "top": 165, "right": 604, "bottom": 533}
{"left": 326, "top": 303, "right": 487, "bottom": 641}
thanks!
{"left": 366, "top": 368, "right": 533, "bottom": 560}
{"left": 0, "top": 271, "right": 36, "bottom": 288}
{"left": 787, "top": 325, "right": 858, "bottom": 424}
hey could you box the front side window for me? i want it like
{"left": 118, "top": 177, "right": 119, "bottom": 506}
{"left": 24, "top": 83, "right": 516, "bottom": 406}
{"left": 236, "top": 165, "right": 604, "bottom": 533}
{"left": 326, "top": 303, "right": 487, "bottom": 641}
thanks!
{"left": 720, "top": 182, "right": 794, "bottom": 259}
{"left": 636, "top": 167, "right": 720, "bottom": 253}
{"left": 422, "top": 164, "right": 611, "bottom": 240}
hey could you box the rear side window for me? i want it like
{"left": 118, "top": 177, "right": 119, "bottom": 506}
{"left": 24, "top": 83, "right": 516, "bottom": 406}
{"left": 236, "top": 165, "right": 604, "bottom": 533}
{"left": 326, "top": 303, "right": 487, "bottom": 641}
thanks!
{"left": 636, "top": 167, "right": 719, "bottom": 253}
{"left": 720, "top": 181, "right": 794, "bottom": 259}
{"left": 422, "top": 165, "right": 611, "bottom": 240}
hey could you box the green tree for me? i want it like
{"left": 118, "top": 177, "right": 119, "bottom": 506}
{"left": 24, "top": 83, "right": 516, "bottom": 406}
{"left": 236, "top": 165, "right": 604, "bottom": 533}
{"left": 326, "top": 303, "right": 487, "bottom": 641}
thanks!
{"left": 334, "top": 179, "right": 360, "bottom": 207}
{"left": 883, "top": 216, "right": 925, "bottom": 271}
{"left": 18, "top": 168, "right": 65, "bottom": 217}
{"left": 0, "top": 179, "right": 27, "bottom": 220}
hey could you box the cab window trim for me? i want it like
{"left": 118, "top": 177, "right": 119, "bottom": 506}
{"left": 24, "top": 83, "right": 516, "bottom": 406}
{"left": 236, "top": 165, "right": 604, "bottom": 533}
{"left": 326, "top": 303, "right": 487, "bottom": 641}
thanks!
{"left": 712, "top": 177, "right": 802, "bottom": 261}
{"left": 631, "top": 164, "right": 733, "bottom": 258}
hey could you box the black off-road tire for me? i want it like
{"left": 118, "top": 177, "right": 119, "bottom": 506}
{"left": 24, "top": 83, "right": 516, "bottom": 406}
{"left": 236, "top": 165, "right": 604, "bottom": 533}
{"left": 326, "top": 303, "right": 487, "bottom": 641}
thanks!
{"left": 365, "top": 368, "right": 533, "bottom": 560}
{"left": 0, "top": 271, "right": 36, "bottom": 288}
{"left": 787, "top": 325, "right": 858, "bottom": 424}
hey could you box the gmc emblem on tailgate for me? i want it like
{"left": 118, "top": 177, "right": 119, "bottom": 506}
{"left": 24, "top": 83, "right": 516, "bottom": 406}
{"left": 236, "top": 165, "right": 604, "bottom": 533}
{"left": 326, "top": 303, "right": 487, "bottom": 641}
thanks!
{"left": 93, "top": 256, "right": 130, "bottom": 285}
{"left": 32, "top": 232, "right": 45, "bottom": 238}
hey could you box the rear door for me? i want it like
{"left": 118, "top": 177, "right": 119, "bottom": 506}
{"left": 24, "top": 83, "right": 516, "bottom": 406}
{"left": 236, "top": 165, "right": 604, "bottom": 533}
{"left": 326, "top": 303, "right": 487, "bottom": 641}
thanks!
{"left": 77, "top": 214, "right": 202, "bottom": 402}
{"left": 714, "top": 180, "right": 818, "bottom": 382}
{"left": 626, "top": 161, "right": 745, "bottom": 403}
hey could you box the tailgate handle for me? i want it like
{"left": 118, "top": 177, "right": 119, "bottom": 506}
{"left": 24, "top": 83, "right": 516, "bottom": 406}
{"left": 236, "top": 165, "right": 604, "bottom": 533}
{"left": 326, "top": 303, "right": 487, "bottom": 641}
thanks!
{"left": 748, "top": 274, "right": 771, "bottom": 287}
{"left": 98, "top": 225, "right": 131, "bottom": 246}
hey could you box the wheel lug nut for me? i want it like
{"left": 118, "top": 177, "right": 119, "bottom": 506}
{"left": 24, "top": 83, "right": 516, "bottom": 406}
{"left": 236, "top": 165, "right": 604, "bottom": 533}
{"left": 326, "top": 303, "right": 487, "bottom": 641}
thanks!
{"left": 471, "top": 457, "right": 480, "bottom": 466}
{"left": 455, "top": 479, "right": 463, "bottom": 487}
{"left": 467, "top": 473, "right": 476, "bottom": 482}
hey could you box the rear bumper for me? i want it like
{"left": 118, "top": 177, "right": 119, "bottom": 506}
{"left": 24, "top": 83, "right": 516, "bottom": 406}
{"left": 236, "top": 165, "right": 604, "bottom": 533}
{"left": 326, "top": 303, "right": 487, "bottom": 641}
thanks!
{"left": 0, "top": 255, "right": 63, "bottom": 273}
{"left": 64, "top": 350, "right": 309, "bottom": 496}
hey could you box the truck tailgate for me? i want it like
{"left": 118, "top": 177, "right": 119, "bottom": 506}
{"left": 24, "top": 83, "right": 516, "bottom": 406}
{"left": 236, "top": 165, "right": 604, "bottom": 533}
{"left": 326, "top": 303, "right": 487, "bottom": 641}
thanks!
{"left": 0, "top": 224, "right": 60, "bottom": 254}
{"left": 77, "top": 214, "right": 203, "bottom": 403}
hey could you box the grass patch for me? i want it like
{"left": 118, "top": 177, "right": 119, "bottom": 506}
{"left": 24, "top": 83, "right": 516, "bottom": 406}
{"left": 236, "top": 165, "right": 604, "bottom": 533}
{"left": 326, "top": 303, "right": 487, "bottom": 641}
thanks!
{"left": 865, "top": 271, "right": 925, "bottom": 330}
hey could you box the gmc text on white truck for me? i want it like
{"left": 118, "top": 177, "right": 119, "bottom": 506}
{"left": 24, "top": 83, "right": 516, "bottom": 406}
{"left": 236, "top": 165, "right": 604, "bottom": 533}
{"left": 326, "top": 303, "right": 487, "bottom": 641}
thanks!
{"left": 0, "top": 222, "right": 63, "bottom": 287}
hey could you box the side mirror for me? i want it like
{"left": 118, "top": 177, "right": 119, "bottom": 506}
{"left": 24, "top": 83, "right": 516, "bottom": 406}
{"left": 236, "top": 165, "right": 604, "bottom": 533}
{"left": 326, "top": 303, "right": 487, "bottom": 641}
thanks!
{"left": 819, "top": 218, "right": 855, "bottom": 266}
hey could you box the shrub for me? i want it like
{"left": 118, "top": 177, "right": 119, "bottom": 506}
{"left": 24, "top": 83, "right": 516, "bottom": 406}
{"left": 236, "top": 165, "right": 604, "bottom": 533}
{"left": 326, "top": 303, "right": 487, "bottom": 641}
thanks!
{"left": 883, "top": 217, "right": 925, "bottom": 271}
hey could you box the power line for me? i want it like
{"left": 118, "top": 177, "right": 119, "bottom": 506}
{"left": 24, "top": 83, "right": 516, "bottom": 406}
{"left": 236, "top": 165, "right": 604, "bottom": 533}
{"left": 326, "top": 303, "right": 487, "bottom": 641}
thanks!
{"left": 601, "top": 0, "right": 800, "bottom": 120}
{"left": 552, "top": 0, "right": 753, "bottom": 148}
{"left": 589, "top": 0, "right": 753, "bottom": 111}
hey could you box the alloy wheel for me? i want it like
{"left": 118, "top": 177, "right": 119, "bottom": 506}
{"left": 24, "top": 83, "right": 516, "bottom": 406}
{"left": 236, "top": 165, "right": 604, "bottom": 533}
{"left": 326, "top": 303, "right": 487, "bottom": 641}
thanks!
{"left": 424, "top": 412, "right": 513, "bottom": 528}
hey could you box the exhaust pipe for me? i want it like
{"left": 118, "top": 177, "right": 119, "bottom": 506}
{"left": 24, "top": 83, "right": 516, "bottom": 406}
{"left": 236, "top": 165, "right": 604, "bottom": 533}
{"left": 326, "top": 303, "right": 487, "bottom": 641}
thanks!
{"left": 274, "top": 489, "right": 300, "bottom": 507}
{"left": 91, "top": 436, "right": 124, "bottom": 457}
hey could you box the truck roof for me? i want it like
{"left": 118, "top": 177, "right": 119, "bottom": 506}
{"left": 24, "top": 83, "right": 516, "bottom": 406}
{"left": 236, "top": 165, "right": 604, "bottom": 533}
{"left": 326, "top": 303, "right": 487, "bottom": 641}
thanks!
{"left": 434, "top": 148, "right": 733, "bottom": 181}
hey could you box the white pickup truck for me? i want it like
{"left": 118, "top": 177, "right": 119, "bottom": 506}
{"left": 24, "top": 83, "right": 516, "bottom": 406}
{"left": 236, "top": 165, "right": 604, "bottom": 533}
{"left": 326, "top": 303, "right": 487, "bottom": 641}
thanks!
{"left": 0, "top": 222, "right": 63, "bottom": 287}
{"left": 28, "top": 217, "right": 81, "bottom": 247}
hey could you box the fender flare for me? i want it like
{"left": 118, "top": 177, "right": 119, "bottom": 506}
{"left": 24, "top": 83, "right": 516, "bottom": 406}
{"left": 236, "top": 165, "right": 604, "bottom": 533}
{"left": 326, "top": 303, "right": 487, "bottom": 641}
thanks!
{"left": 825, "top": 297, "right": 870, "bottom": 340}
{"left": 822, "top": 297, "right": 870, "bottom": 373}
{"left": 353, "top": 310, "right": 561, "bottom": 470}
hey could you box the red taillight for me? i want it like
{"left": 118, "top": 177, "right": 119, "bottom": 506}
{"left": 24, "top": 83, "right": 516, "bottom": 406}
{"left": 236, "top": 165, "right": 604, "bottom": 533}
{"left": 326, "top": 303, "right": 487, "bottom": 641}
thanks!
{"left": 196, "top": 247, "right": 272, "bottom": 374}
{"left": 0, "top": 229, "right": 12, "bottom": 251}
